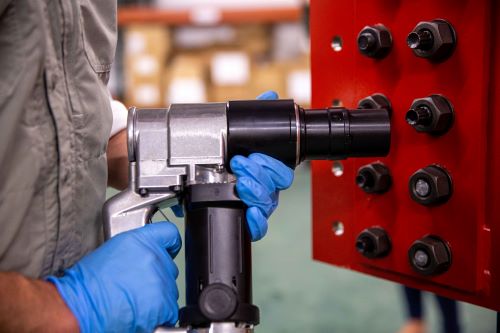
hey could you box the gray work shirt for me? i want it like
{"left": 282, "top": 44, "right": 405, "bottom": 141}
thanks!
{"left": 0, "top": 0, "right": 115, "bottom": 278}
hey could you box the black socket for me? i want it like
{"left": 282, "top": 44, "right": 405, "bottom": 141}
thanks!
{"left": 226, "top": 100, "right": 391, "bottom": 170}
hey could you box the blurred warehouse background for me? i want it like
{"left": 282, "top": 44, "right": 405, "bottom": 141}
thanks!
{"left": 111, "top": 0, "right": 310, "bottom": 108}
{"left": 109, "top": 1, "right": 496, "bottom": 332}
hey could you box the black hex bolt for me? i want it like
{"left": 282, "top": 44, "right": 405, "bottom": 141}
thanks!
{"left": 406, "top": 95, "right": 454, "bottom": 135}
{"left": 358, "top": 93, "right": 392, "bottom": 117}
{"left": 409, "top": 165, "right": 452, "bottom": 205}
{"left": 357, "top": 24, "right": 392, "bottom": 58}
{"left": 356, "top": 227, "right": 391, "bottom": 259}
{"left": 356, "top": 162, "right": 391, "bottom": 194}
{"left": 407, "top": 19, "right": 457, "bottom": 61}
{"left": 408, "top": 236, "right": 451, "bottom": 275}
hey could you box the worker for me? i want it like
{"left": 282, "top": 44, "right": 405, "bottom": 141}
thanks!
{"left": 398, "top": 286, "right": 461, "bottom": 333}
{"left": 0, "top": 1, "right": 294, "bottom": 332}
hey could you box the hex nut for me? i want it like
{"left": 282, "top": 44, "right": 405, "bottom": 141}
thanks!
{"left": 358, "top": 93, "right": 392, "bottom": 117}
{"left": 408, "top": 236, "right": 451, "bottom": 275}
{"left": 408, "top": 19, "right": 456, "bottom": 61}
{"left": 407, "top": 95, "right": 454, "bottom": 135}
{"left": 357, "top": 24, "right": 392, "bottom": 58}
{"left": 356, "top": 162, "right": 391, "bottom": 194}
{"left": 356, "top": 227, "right": 391, "bottom": 259}
{"left": 409, "top": 165, "right": 452, "bottom": 205}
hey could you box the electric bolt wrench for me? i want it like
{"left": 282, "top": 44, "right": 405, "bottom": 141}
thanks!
{"left": 103, "top": 99, "right": 391, "bottom": 333}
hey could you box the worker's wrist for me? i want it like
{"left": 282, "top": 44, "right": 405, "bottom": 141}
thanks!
{"left": 46, "top": 270, "right": 94, "bottom": 333}
{"left": 40, "top": 278, "right": 80, "bottom": 332}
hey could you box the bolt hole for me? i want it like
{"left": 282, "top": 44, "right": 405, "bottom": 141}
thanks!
{"left": 331, "top": 36, "right": 343, "bottom": 52}
{"left": 331, "top": 161, "right": 344, "bottom": 177}
{"left": 332, "top": 221, "right": 344, "bottom": 236}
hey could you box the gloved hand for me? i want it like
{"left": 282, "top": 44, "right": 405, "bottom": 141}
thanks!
{"left": 230, "top": 90, "right": 295, "bottom": 241}
{"left": 47, "top": 222, "right": 181, "bottom": 333}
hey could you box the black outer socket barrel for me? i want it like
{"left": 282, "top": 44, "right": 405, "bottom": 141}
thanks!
{"left": 226, "top": 99, "right": 299, "bottom": 168}
{"left": 226, "top": 99, "right": 391, "bottom": 169}
{"left": 179, "top": 183, "right": 259, "bottom": 327}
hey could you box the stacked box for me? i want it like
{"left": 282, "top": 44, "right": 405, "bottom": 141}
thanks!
{"left": 165, "top": 54, "right": 208, "bottom": 104}
{"left": 124, "top": 25, "right": 171, "bottom": 107}
{"left": 208, "top": 50, "right": 253, "bottom": 101}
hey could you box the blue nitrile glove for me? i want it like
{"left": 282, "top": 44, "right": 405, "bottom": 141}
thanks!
{"left": 231, "top": 153, "right": 294, "bottom": 241}
{"left": 47, "top": 222, "right": 181, "bottom": 333}
{"left": 230, "top": 90, "right": 294, "bottom": 241}
{"left": 256, "top": 90, "right": 279, "bottom": 100}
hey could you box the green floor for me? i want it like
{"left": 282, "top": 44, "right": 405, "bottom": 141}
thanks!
{"left": 109, "top": 164, "right": 496, "bottom": 333}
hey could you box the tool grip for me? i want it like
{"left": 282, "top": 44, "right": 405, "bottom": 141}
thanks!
{"left": 179, "top": 183, "right": 259, "bottom": 327}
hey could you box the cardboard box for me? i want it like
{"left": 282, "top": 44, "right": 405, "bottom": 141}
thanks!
{"left": 209, "top": 85, "right": 253, "bottom": 102}
{"left": 207, "top": 49, "right": 253, "bottom": 101}
{"left": 125, "top": 75, "right": 163, "bottom": 107}
{"left": 165, "top": 54, "right": 208, "bottom": 104}
{"left": 124, "top": 24, "right": 171, "bottom": 60}
{"left": 235, "top": 25, "right": 271, "bottom": 59}
{"left": 283, "top": 55, "right": 311, "bottom": 106}
{"left": 124, "top": 25, "right": 171, "bottom": 107}
{"left": 210, "top": 50, "right": 251, "bottom": 86}
{"left": 250, "top": 62, "right": 286, "bottom": 99}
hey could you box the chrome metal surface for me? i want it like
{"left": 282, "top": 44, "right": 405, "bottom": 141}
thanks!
{"left": 127, "top": 107, "right": 137, "bottom": 162}
{"left": 104, "top": 102, "right": 232, "bottom": 239}
{"left": 294, "top": 103, "right": 301, "bottom": 166}
{"left": 168, "top": 103, "right": 228, "bottom": 184}
{"left": 133, "top": 103, "right": 228, "bottom": 189}
{"left": 155, "top": 327, "right": 189, "bottom": 333}
{"left": 156, "top": 323, "right": 253, "bottom": 333}
{"left": 194, "top": 323, "right": 253, "bottom": 333}
{"left": 194, "top": 165, "right": 235, "bottom": 184}
{"left": 103, "top": 162, "right": 178, "bottom": 239}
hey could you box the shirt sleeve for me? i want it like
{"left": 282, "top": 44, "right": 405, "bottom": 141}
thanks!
{"left": 109, "top": 98, "right": 128, "bottom": 138}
